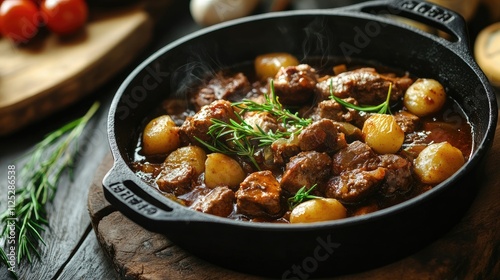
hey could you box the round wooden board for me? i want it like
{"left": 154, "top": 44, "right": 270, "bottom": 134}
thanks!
{"left": 0, "top": 3, "right": 161, "bottom": 136}
{"left": 88, "top": 116, "right": 500, "bottom": 279}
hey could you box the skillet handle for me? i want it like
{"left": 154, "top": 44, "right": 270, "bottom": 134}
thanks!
{"left": 102, "top": 162, "right": 209, "bottom": 231}
{"left": 341, "top": 0, "right": 470, "bottom": 52}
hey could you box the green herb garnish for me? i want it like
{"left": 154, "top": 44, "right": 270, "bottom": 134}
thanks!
{"left": 196, "top": 80, "right": 312, "bottom": 169}
{"left": 195, "top": 115, "right": 260, "bottom": 169}
{"left": 0, "top": 101, "right": 100, "bottom": 278}
{"left": 233, "top": 80, "right": 312, "bottom": 131}
{"left": 288, "top": 184, "right": 321, "bottom": 210}
{"left": 329, "top": 80, "right": 393, "bottom": 114}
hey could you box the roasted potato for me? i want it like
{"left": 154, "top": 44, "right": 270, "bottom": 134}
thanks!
{"left": 362, "top": 114, "right": 404, "bottom": 154}
{"left": 254, "top": 52, "right": 299, "bottom": 80}
{"left": 404, "top": 78, "right": 446, "bottom": 117}
{"left": 142, "top": 115, "right": 180, "bottom": 156}
{"left": 205, "top": 153, "right": 246, "bottom": 189}
{"left": 414, "top": 142, "right": 465, "bottom": 184}
{"left": 165, "top": 146, "right": 206, "bottom": 175}
{"left": 290, "top": 198, "right": 347, "bottom": 223}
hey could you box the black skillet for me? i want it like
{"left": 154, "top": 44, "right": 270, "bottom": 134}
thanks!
{"left": 102, "top": 0, "right": 498, "bottom": 277}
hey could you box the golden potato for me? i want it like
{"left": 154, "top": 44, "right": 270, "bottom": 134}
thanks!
{"left": 142, "top": 115, "right": 180, "bottom": 156}
{"left": 362, "top": 114, "right": 404, "bottom": 154}
{"left": 290, "top": 198, "right": 347, "bottom": 224}
{"left": 404, "top": 78, "right": 446, "bottom": 117}
{"left": 204, "top": 153, "right": 246, "bottom": 189}
{"left": 414, "top": 142, "right": 465, "bottom": 184}
{"left": 165, "top": 146, "right": 206, "bottom": 175}
{"left": 254, "top": 53, "right": 299, "bottom": 80}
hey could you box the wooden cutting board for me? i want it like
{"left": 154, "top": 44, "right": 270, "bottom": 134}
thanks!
{"left": 87, "top": 112, "right": 500, "bottom": 279}
{"left": 0, "top": 2, "right": 170, "bottom": 136}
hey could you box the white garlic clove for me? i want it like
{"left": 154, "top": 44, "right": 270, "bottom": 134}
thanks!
{"left": 190, "top": 0, "right": 261, "bottom": 26}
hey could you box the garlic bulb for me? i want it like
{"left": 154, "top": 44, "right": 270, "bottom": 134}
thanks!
{"left": 190, "top": 0, "right": 260, "bottom": 26}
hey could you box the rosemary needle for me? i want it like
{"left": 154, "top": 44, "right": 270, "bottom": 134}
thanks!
{"left": 329, "top": 80, "right": 393, "bottom": 114}
{"left": 288, "top": 184, "right": 321, "bottom": 210}
{"left": 0, "top": 101, "right": 100, "bottom": 277}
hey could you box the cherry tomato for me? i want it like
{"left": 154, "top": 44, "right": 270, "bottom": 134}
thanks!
{"left": 0, "top": 1, "right": 3, "bottom": 36}
{"left": 41, "top": 0, "right": 87, "bottom": 35}
{"left": 0, "top": 0, "right": 40, "bottom": 43}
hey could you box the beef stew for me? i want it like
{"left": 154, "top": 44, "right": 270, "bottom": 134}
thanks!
{"left": 129, "top": 54, "right": 472, "bottom": 224}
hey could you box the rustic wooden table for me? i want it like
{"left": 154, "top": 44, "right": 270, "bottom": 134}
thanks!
{"left": 0, "top": 1, "right": 499, "bottom": 279}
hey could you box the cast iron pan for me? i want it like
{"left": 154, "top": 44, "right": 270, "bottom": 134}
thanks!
{"left": 103, "top": 0, "right": 497, "bottom": 277}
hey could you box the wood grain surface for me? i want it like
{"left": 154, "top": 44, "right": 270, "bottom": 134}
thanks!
{"left": 0, "top": 4, "right": 153, "bottom": 136}
{"left": 88, "top": 113, "right": 500, "bottom": 279}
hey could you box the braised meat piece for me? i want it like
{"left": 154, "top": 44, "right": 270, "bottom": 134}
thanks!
{"left": 332, "top": 121, "right": 363, "bottom": 142}
{"left": 298, "top": 119, "right": 347, "bottom": 153}
{"left": 325, "top": 167, "right": 386, "bottom": 203}
{"left": 243, "top": 111, "right": 282, "bottom": 134}
{"left": 270, "top": 136, "right": 301, "bottom": 165}
{"left": 236, "top": 171, "right": 282, "bottom": 218}
{"left": 378, "top": 154, "right": 413, "bottom": 196}
{"left": 306, "top": 98, "right": 360, "bottom": 123}
{"left": 180, "top": 100, "right": 237, "bottom": 145}
{"left": 316, "top": 68, "right": 413, "bottom": 104}
{"left": 191, "top": 72, "right": 251, "bottom": 111}
{"left": 191, "top": 186, "right": 235, "bottom": 217}
{"left": 394, "top": 111, "right": 420, "bottom": 133}
{"left": 332, "top": 141, "right": 380, "bottom": 175}
{"left": 273, "top": 64, "right": 318, "bottom": 105}
{"left": 281, "top": 151, "right": 332, "bottom": 194}
{"left": 156, "top": 164, "right": 196, "bottom": 196}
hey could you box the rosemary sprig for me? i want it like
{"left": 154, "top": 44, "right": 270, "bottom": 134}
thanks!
{"left": 329, "top": 80, "right": 393, "bottom": 114}
{"left": 196, "top": 80, "right": 312, "bottom": 169}
{"left": 0, "top": 101, "right": 100, "bottom": 276}
{"left": 233, "top": 80, "right": 312, "bottom": 130}
{"left": 0, "top": 249, "right": 15, "bottom": 279}
{"left": 195, "top": 115, "right": 260, "bottom": 169}
{"left": 288, "top": 184, "right": 321, "bottom": 210}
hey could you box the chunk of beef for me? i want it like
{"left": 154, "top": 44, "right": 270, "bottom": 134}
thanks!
{"left": 191, "top": 186, "right": 235, "bottom": 217}
{"left": 180, "top": 100, "right": 237, "bottom": 145}
{"left": 273, "top": 64, "right": 318, "bottom": 105}
{"left": 394, "top": 111, "right": 420, "bottom": 133}
{"left": 325, "top": 167, "right": 386, "bottom": 203}
{"left": 332, "top": 141, "right": 380, "bottom": 175}
{"left": 270, "top": 136, "right": 301, "bottom": 165}
{"left": 378, "top": 154, "right": 412, "bottom": 196}
{"left": 306, "top": 98, "right": 361, "bottom": 123}
{"left": 332, "top": 121, "right": 363, "bottom": 142}
{"left": 298, "top": 119, "right": 347, "bottom": 153}
{"left": 316, "top": 68, "right": 413, "bottom": 104}
{"left": 191, "top": 72, "right": 251, "bottom": 111}
{"left": 243, "top": 112, "right": 282, "bottom": 134}
{"left": 281, "top": 151, "right": 332, "bottom": 194}
{"left": 156, "top": 163, "right": 196, "bottom": 196}
{"left": 236, "top": 171, "right": 282, "bottom": 218}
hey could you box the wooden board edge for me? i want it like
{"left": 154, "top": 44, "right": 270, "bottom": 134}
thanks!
{"left": 0, "top": 10, "right": 153, "bottom": 137}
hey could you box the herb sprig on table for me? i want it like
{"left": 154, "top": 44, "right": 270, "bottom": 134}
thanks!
{"left": 0, "top": 101, "right": 100, "bottom": 279}
{"left": 196, "top": 81, "right": 312, "bottom": 169}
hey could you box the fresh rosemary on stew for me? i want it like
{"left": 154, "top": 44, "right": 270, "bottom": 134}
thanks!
{"left": 288, "top": 184, "right": 321, "bottom": 210}
{"left": 196, "top": 80, "right": 312, "bottom": 169}
{"left": 329, "top": 80, "right": 393, "bottom": 114}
